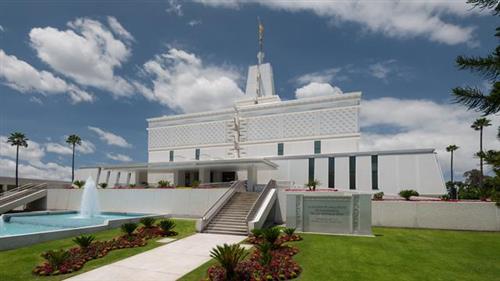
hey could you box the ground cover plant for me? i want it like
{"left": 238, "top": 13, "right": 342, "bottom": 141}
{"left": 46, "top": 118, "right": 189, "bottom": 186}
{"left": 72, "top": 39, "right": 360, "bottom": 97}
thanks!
{"left": 205, "top": 227, "right": 303, "bottom": 281}
{"left": 32, "top": 219, "right": 180, "bottom": 276}
{"left": 0, "top": 219, "right": 195, "bottom": 281}
{"left": 180, "top": 227, "right": 500, "bottom": 281}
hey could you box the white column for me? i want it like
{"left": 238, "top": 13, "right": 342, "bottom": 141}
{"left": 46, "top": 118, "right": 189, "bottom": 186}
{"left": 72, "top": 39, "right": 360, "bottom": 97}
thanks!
{"left": 173, "top": 170, "right": 180, "bottom": 186}
{"left": 247, "top": 166, "right": 258, "bottom": 192}
{"left": 199, "top": 168, "right": 210, "bottom": 183}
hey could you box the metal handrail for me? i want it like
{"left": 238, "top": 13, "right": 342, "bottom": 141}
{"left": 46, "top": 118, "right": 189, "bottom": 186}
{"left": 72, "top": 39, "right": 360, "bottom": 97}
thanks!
{"left": 201, "top": 181, "right": 242, "bottom": 221}
{"left": 245, "top": 179, "right": 276, "bottom": 222}
{"left": 0, "top": 183, "right": 47, "bottom": 205}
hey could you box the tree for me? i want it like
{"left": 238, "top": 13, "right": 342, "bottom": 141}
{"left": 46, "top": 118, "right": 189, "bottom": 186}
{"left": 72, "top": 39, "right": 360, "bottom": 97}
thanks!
{"left": 452, "top": 1, "right": 500, "bottom": 115}
{"left": 66, "top": 134, "right": 82, "bottom": 183}
{"left": 7, "top": 132, "right": 29, "bottom": 187}
{"left": 471, "top": 118, "right": 492, "bottom": 185}
{"left": 446, "top": 145, "right": 459, "bottom": 199}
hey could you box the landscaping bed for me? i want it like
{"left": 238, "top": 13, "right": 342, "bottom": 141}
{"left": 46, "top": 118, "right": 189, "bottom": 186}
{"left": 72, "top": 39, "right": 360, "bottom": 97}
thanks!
{"left": 0, "top": 219, "right": 196, "bottom": 281}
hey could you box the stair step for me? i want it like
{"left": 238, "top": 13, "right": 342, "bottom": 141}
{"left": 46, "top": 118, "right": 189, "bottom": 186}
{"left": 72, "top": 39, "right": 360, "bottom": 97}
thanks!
{"left": 210, "top": 221, "right": 247, "bottom": 226}
{"left": 206, "top": 225, "right": 248, "bottom": 231}
{"left": 204, "top": 229, "right": 247, "bottom": 236}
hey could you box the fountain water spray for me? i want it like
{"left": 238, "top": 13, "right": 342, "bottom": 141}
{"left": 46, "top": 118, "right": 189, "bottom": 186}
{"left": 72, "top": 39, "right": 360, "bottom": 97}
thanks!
{"left": 79, "top": 176, "right": 101, "bottom": 218}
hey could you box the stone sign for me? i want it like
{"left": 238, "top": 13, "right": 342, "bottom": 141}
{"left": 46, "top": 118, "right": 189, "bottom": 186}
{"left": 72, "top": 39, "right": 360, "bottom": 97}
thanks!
{"left": 286, "top": 193, "right": 372, "bottom": 236}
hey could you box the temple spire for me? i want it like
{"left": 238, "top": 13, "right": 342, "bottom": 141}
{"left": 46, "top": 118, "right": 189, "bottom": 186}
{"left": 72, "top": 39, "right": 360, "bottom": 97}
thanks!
{"left": 257, "top": 17, "right": 264, "bottom": 65}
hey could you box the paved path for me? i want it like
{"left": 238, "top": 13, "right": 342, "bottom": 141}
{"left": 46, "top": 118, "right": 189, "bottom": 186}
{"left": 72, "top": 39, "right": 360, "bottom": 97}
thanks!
{"left": 65, "top": 233, "right": 245, "bottom": 281}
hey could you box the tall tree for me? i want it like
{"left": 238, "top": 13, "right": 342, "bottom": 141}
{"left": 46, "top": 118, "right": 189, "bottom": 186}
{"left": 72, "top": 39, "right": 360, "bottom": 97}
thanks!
{"left": 446, "top": 145, "right": 459, "bottom": 199}
{"left": 471, "top": 118, "right": 492, "bottom": 184}
{"left": 7, "top": 132, "right": 29, "bottom": 187}
{"left": 66, "top": 135, "right": 82, "bottom": 183}
{"left": 452, "top": 0, "right": 500, "bottom": 115}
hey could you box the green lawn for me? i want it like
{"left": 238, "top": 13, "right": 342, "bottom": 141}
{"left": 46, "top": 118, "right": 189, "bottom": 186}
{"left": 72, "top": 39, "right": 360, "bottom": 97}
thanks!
{"left": 180, "top": 227, "right": 500, "bottom": 281}
{"left": 0, "top": 219, "right": 196, "bottom": 281}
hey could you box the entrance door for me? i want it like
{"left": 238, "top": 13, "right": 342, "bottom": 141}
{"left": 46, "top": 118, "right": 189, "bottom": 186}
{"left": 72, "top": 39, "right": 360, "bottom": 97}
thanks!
{"left": 222, "top": 171, "right": 236, "bottom": 182}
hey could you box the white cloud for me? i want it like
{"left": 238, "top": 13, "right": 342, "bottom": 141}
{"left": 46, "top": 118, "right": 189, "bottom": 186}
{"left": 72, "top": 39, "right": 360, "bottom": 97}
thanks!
{"left": 0, "top": 49, "right": 94, "bottom": 103}
{"left": 137, "top": 48, "right": 244, "bottom": 113}
{"left": 0, "top": 135, "right": 71, "bottom": 180}
{"left": 0, "top": 157, "right": 71, "bottom": 181}
{"left": 29, "top": 17, "right": 134, "bottom": 97}
{"left": 106, "top": 153, "right": 132, "bottom": 162}
{"left": 195, "top": 0, "right": 480, "bottom": 46}
{"left": 369, "top": 60, "right": 395, "bottom": 80}
{"left": 88, "top": 126, "right": 132, "bottom": 148}
{"left": 46, "top": 140, "right": 95, "bottom": 155}
{"left": 188, "top": 20, "right": 202, "bottom": 27}
{"left": 166, "top": 0, "right": 183, "bottom": 16}
{"left": 360, "top": 98, "right": 500, "bottom": 180}
{"left": 107, "top": 16, "right": 134, "bottom": 42}
{"left": 0, "top": 25, "right": 4, "bottom": 32}
{"left": 295, "top": 67, "right": 344, "bottom": 85}
{"left": 295, "top": 82, "right": 343, "bottom": 99}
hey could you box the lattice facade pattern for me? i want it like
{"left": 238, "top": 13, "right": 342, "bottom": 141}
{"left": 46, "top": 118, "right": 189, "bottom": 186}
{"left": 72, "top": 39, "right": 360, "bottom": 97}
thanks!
{"left": 246, "top": 107, "right": 358, "bottom": 141}
{"left": 149, "top": 121, "right": 227, "bottom": 148}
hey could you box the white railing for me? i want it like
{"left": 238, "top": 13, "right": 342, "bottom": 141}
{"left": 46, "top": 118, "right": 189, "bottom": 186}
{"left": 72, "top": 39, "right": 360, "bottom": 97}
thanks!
{"left": 0, "top": 183, "right": 47, "bottom": 206}
{"left": 245, "top": 180, "right": 276, "bottom": 223}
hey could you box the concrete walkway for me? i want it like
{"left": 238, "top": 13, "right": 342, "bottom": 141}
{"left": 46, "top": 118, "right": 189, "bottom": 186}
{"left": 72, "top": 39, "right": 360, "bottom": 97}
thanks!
{"left": 65, "top": 233, "right": 245, "bottom": 281}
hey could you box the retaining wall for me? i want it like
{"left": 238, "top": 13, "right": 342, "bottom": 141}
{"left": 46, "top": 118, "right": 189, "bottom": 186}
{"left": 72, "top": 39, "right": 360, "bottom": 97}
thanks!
{"left": 47, "top": 188, "right": 227, "bottom": 218}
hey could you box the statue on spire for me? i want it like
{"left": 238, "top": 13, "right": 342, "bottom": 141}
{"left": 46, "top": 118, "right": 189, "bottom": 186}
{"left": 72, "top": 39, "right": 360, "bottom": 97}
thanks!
{"left": 257, "top": 17, "right": 264, "bottom": 65}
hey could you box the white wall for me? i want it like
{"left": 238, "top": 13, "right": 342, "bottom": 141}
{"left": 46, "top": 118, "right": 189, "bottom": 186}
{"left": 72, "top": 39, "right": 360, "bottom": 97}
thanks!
{"left": 47, "top": 188, "right": 227, "bottom": 217}
{"left": 372, "top": 201, "right": 500, "bottom": 231}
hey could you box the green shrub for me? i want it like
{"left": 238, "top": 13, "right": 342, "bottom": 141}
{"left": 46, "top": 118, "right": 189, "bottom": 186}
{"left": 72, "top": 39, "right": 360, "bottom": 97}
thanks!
{"left": 491, "top": 191, "right": 500, "bottom": 207}
{"left": 157, "top": 180, "right": 170, "bottom": 188}
{"left": 72, "top": 235, "right": 95, "bottom": 249}
{"left": 120, "top": 222, "right": 138, "bottom": 236}
{"left": 73, "top": 180, "right": 85, "bottom": 188}
{"left": 282, "top": 227, "right": 296, "bottom": 236}
{"left": 255, "top": 241, "right": 273, "bottom": 266}
{"left": 192, "top": 180, "right": 200, "bottom": 188}
{"left": 441, "top": 194, "right": 451, "bottom": 201}
{"left": 399, "top": 189, "right": 419, "bottom": 200}
{"left": 250, "top": 228, "right": 263, "bottom": 237}
{"left": 262, "top": 227, "right": 282, "bottom": 248}
{"left": 140, "top": 217, "right": 156, "bottom": 228}
{"left": 305, "top": 179, "right": 320, "bottom": 191}
{"left": 129, "top": 184, "right": 136, "bottom": 188}
{"left": 159, "top": 219, "right": 176, "bottom": 233}
{"left": 209, "top": 243, "right": 248, "bottom": 281}
{"left": 98, "top": 183, "right": 107, "bottom": 189}
{"left": 43, "top": 250, "right": 70, "bottom": 269}
{"left": 373, "top": 192, "right": 384, "bottom": 200}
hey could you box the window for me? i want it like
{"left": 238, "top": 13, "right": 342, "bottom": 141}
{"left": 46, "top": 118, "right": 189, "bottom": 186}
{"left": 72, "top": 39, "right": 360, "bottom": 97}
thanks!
{"left": 195, "top": 148, "right": 200, "bottom": 160}
{"left": 371, "top": 155, "right": 378, "bottom": 190}
{"left": 314, "top": 140, "right": 321, "bottom": 154}
{"left": 277, "top": 143, "right": 284, "bottom": 156}
{"left": 308, "top": 158, "right": 315, "bottom": 182}
{"left": 169, "top": 150, "right": 174, "bottom": 162}
{"left": 328, "top": 157, "right": 335, "bottom": 188}
{"left": 349, "top": 156, "right": 356, "bottom": 190}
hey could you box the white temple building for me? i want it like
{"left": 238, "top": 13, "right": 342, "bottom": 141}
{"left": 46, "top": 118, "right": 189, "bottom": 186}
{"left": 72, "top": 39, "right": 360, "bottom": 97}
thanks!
{"left": 77, "top": 25, "right": 446, "bottom": 196}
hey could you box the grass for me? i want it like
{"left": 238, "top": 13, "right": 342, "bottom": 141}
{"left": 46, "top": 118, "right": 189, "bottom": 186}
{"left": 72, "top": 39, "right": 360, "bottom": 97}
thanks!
{"left": 179, "top": 227, "right": 500, "bottom": 281}
{"left": 0, "top": 219, "right": 196, "bottom": 281}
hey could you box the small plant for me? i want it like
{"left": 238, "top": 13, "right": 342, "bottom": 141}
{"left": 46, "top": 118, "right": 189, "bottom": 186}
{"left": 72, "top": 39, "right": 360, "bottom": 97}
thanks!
{"left": 282, "top": 227, "right": 296, "bottom": 236}
{"left": 491, "top": 191, "right": 500, "bottom": 207}
{"left": 129, "top": 184, "right": 136, "bottom": 188}
{"left": 441, "top": 194, "right": 451, "bottom": 201}
{"left": 159, "top": 219, "right": 176, "bottom": 235}
{"left": 399, "top": 189, "right": 419, "bottom": 200}
{"left": 72, "top": 235, "right": 95, "bottom": 249}
{"left": 120, "top": 222, "right": 138, "bottom": 236}
{"left": 373, "top": 192, "right": 384, "bottom": 200}
{"left": 192, "top": 180, "right": 200, "bottom": 188}
{"left": 255, "top": 241, "right": 273, "bottom": 266}
{"left": 98, "top": 183, "right": 107, "bottom": 189}
{"left": 157, "top": 180, "right": 171, "bottom": 188}
{"left": 73, "top": 180, "right": 85, "bottom": 188}
{"left": 305, "top": 179, "right": 320, "bottom": 191}
{"left": 262, "top": 227, "right": 282, "bottom": 249}
{"left": 209, "top": 243, "right": 248, "bottom": 281}
{"left": 43, "top": 250, "right": 70, "bottom": 269}
{"left": 140, "top": 217, "right": 156, "bottom": 228}
{"left": 251, "top": 228, "right": 263, "bottom": 237}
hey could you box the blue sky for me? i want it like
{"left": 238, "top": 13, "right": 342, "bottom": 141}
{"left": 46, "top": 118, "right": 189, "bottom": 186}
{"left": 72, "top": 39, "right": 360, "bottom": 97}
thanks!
{"left": 0, "top": 0, "right": 499, "bottom": 180}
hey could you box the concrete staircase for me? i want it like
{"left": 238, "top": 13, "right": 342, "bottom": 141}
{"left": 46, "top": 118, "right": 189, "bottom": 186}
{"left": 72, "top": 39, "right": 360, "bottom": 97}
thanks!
{"left": 204, "top": 192, "right": 259, "bottom": 235}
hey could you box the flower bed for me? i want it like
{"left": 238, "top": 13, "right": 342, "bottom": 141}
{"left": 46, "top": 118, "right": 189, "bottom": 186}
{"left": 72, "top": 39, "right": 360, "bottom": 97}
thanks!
{"left": 33, "top": 225, "right": 175, "bottom": 276}
{"left": 206, "top": 228, "right": 303, "bottom": 281}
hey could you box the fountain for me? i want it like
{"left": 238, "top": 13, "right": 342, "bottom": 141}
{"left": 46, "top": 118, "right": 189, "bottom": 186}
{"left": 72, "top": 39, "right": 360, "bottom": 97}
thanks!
{"left": 79, "top": 176, "right": 101, "bottom": 218}
{"left": 0, "top": 216, "right": 4, "bottom": 232}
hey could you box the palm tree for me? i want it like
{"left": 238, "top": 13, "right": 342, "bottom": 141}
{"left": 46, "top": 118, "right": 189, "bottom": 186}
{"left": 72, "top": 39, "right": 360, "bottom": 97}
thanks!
{"left": 471, "top": 118, "right": 492, "bottom": 186}
{"left": 446, "top": 145, "right": 459, "bottom": 199}
{"left": 7, "top": 132, "right": 29, "bottom": 187}
{"left": 66, "top": 135, "right": 82, "bottom": 183}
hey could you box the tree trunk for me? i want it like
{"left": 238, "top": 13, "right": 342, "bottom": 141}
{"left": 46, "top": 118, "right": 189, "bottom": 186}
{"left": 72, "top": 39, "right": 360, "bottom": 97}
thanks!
{"left": 479, "top": 127, "right": 483, "bottom": 188}
{"left": 451, "top": 151, "right": 454, "bottom": 183}
{"left": 72, "top": 143, "right": 75, "bottom": 183}
{"left": 15, "top": 145, "right": 19, "bottom": 187}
